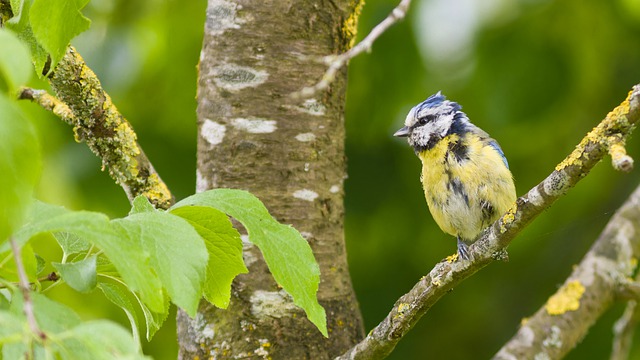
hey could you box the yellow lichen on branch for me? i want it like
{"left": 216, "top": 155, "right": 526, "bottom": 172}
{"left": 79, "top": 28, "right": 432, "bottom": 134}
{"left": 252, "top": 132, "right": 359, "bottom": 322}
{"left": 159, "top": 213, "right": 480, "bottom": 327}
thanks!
{"left": 545, "top": 280, "right": 586, "bottom": 315}
{"left": 47, "top": 47, "right": 173, "bottom": 209}
{"left": 556, "top": 90, "right": 636, "bottom": 172}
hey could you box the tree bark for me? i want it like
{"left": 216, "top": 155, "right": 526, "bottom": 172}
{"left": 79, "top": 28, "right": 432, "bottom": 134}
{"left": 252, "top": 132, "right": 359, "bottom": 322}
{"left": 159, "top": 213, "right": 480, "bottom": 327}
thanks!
{"left": 177, "top": 1, "right": 365, "bottom": 359}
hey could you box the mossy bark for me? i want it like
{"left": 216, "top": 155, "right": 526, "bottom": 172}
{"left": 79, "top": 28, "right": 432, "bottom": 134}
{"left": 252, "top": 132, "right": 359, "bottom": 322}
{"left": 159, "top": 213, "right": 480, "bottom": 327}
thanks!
{"left": 177, "top": 1, "right": 365, "bottom": 359}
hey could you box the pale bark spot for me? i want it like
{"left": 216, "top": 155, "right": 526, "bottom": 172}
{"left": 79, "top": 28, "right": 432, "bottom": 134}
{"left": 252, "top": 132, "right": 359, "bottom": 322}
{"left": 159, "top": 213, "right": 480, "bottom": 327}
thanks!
{"left": 295, "top": 132, "right": 316, "bottom": 142}
{"left": 250, "top": 290, "right": 297, "bottom": 319}
{"left": 293, "top": 189, "right": 319, "bottom": 202}
{"left": 231, "top": 118, "right": 277, "bottom": 133}
{"left": 527, "top": 186, "right": 544, "bottom": 206}
{"left": 330, "top": 185, "right": 340, "bottom": 193}
{"left": 201, "top": 119, "right": 226, "bottom": 145}
{"left": 196, "top": 170, "right": 210, "bottom": 193}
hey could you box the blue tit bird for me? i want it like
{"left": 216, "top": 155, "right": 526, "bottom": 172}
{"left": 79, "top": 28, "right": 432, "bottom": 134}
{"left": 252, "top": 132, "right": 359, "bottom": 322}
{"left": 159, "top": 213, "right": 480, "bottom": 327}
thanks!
{"left": 394, "top": 92, "right": 516, "bottom": 260}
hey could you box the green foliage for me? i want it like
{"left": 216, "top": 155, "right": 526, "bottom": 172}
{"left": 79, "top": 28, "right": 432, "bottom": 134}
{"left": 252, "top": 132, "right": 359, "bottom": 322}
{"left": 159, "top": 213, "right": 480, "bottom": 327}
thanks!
{"left": 5, "top": 0, "right": 90, "bottom": 75}
{"left": 0, "top": 29, "right": 31, "bottom": 92}
{"left": 174, "top": 189, "right": 328, "bottom": 337}
{"left": 170, "top": 206, "right": 247, "bottom": 309}
{"left": 0, "top": 93, "right": 40, "bottom": 244}
{"left": 5, "top": 0, "right": 48, "bottom": 75}
{"left": 1, "top": 293, "right": 147, "bottom": 359}
{"left": 52, "top": 255, "right": 97, "bottom": 293}
{"left": 111, "top": 209, "right": 208, "bottom": 317}
{"left": 0, "top": 190, "right": 327, "bottom": 356}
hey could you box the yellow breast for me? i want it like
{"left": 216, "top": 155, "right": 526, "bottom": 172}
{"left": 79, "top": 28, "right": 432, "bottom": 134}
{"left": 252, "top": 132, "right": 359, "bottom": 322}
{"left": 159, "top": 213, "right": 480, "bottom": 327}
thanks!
{"left": 418, "top": 133, "right": 516, "bottom": 241}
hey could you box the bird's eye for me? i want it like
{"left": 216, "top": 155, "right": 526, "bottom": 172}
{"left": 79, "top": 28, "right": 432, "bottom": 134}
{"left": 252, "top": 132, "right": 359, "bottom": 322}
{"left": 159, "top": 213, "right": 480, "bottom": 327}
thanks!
{"left": 418, "top": 115, "right": 435, "bottom": 125}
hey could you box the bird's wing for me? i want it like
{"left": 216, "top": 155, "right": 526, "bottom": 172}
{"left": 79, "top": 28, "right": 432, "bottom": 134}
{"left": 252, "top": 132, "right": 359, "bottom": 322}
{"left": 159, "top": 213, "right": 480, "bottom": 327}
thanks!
{"left": 487, "top": 140, "right": 509, "bottom": 169}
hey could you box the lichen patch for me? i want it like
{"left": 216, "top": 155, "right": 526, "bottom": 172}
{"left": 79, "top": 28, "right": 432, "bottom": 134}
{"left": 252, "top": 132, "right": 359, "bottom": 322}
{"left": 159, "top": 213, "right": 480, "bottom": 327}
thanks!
{"left": 205, "top": 0, "right": 245, "bottom": 35}
{"left": 545, "top": 280, "right": 585, "bottom": 315}
{"left": 210, "top": 64, "right": 268, "bottom": 91}
{"left": 250, "top": 290, "right": 297, "bottom": 319}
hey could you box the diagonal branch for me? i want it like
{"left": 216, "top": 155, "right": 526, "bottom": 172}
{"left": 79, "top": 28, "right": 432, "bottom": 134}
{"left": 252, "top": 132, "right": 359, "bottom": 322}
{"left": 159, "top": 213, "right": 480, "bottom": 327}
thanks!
{"left": 336, "top": 86, "right": 640, "bottom": 360}
{"left": 495, "top": 182, "right": 640, "bottom": 359}
{"left": 291, "top": 0, "right": 411, "bottom": 99}
{"left": 45, "top": 47, "right": 173, "bottom": 209}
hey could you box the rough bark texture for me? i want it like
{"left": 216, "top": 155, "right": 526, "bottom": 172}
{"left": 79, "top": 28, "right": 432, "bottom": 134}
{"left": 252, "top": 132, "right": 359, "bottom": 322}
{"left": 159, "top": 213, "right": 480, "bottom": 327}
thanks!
{"left": 177, "top": 1, "right": 365, "bottom": 359}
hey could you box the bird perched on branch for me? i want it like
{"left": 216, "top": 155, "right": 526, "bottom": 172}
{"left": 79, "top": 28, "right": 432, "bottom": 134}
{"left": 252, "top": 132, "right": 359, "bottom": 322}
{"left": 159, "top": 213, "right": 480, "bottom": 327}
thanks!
{"left": 394, "top": 92, "right": 516, "bottom": 260}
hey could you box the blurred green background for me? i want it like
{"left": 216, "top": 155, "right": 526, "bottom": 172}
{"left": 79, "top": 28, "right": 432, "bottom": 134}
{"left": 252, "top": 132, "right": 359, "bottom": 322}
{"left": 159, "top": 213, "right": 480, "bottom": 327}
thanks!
{"left": 20, "top": 0, "right": 640, "bottom": 358}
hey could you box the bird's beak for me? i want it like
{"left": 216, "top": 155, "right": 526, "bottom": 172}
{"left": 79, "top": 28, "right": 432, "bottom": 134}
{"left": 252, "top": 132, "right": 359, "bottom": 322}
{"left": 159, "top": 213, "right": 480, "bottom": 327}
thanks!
{"left": 394, "top": 126, "right": 410, "bottom": 137}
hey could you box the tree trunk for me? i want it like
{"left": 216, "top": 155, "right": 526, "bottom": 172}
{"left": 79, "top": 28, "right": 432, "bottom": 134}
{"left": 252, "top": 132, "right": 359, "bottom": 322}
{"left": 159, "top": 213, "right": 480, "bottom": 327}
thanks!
{"left": 177, "top": 1, "right": 365, "bottom": 358}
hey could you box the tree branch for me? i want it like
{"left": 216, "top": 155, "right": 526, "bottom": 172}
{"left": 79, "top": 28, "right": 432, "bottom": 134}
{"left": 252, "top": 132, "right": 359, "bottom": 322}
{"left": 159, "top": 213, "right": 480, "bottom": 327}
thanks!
{"left": 18, "top": 87, "right": 75, "bottom": 125}
{"left": 9, "top": 238, "right": 46, "bottom": 340}
{"left": 495, "top": 182, "right": 640, "bottom": 359}
{"left": 290, "top": 0, "right": 411, "bottom": 99}
{"left": 611, "top": 296, "right": 640, "bottom": 360}
{"left": 336, "top": 86, "right": 640, "bottom": 360}
{"left": 46, "top": 47, "right": 173, "bottom": 209}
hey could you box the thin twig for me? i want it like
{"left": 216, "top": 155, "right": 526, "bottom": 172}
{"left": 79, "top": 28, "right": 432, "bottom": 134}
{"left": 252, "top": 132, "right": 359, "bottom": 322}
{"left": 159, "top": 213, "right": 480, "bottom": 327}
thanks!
{"left": 10, "top": 238, "right": 46, "bottom": 340}
{"left": 18, "top": 88, "right": 75, "bottom": 125}
{"left": 291, "top": 0, "right": 411, "bottom": 99}
{"left": 336, "top": 86, "right": 640, "bottom": 360}
{"left": 611, "top": 300, "right": 640, "bottom": 360}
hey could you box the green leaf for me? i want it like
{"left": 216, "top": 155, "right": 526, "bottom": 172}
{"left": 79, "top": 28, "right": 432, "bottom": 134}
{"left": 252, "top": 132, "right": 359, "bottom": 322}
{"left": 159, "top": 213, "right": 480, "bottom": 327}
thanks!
{"left": 29, "top": 0, "right": 91, "bottom": 71}
{"left": 98, "top": 282, "right": 140, "bottom": 344}
{"left": 170, "top": 206, "right": 247, "bottom": 309}
{"left": 173, "top": 189, "right": 328, "bottom": 336}
{"left": 112, "top": 211, "right": 208, "bottom": 317}
{"left": 5, "top": 0, "right": 49, "bottom": 75}
{"left": 0, "top": 94, "right": 41, "bottom": 243}
{"left": 35, "top": 253, "right": 45, "bottom": 275}
{"left": 52, "top": 255, "right": 97, "bottom": 293}
{"left": 130, "top": 196, "right": 156, "bottom": 215}
{"left": 0, "top": 310, "right": 23, "bottom": 339}
{"left": 0, "top": 243, "right": 38, "bottom": 283}
{"left": 54, "top": 231, "right": 91, "bottom": 257}
{"left": 9, "top": 201, "right": 166, "bottom": 313}
{"left": 138, "top": 292, "right": 169, "bottom": 341}
{"left": 7, "top": 293, "right": 145, "bottom": 359}
{"left": 62, "top": 321, "right": 149, "bottom": 360}
{"left": 0, "top": 29, "right": 31, "bottom": 92}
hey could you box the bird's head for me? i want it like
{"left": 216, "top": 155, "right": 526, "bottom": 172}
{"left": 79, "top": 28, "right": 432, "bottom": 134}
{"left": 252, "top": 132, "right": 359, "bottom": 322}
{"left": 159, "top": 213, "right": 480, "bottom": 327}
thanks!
{"left": 394, "top": 91, "right": 468, "bottom": 153}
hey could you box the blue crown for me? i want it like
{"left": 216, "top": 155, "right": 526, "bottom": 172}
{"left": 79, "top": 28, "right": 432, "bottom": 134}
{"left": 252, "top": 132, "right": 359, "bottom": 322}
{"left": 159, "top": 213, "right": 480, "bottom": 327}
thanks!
{"left": 417, "top": 91, "right": 461, "bottom": 113}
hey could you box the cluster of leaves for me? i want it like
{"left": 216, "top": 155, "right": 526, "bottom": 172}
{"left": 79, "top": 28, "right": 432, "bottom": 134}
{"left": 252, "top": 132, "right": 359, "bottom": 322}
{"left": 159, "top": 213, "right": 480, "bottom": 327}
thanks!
{"left": 0, "top": 2, "right": 327, "bottom": 359}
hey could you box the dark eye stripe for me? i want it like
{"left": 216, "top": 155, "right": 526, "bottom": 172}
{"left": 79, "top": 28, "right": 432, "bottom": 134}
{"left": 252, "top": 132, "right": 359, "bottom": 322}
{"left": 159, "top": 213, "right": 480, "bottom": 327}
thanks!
{"left": 417, "top": 114, "right": 436, "bottom": 126}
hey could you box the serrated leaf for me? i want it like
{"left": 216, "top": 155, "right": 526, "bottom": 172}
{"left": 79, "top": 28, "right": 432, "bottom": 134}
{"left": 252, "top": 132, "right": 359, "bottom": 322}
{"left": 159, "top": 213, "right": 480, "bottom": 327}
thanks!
{"left": 98, "top": 282, "right": 140, "bottom": 344}
{"left": 173, "top": 189, "right": 328, "bottom": 336}
{"left": 8, "top": 201, "right": 166, "bottom": 313}
{"left": 0, "top": 243, "right": 38, "bottom": 283}
{"left": 130, "top": 196, "right": 156, "bottom": 215}
{"left": 112, "top": 211, "right": 208, "bottom": 317}
{"left": 6, "top": 0, "right": 49, "bottom": 75}
{"left": 170, "top": 206, "right": 247, "bottom": 309}
{"left": 0, "top": 94, "right": 41, "bottom": 244}
{"left": 29, "top": 0, "right": 90, "bottom": 72}
{"left": 53, "top": 255, "right": 97, "bottom": 293}
{"left": 0, "top": 29, "right": 31, "bottom": 92}
{"left": 54, "top": 231, "right": 91, "bottom": 257}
